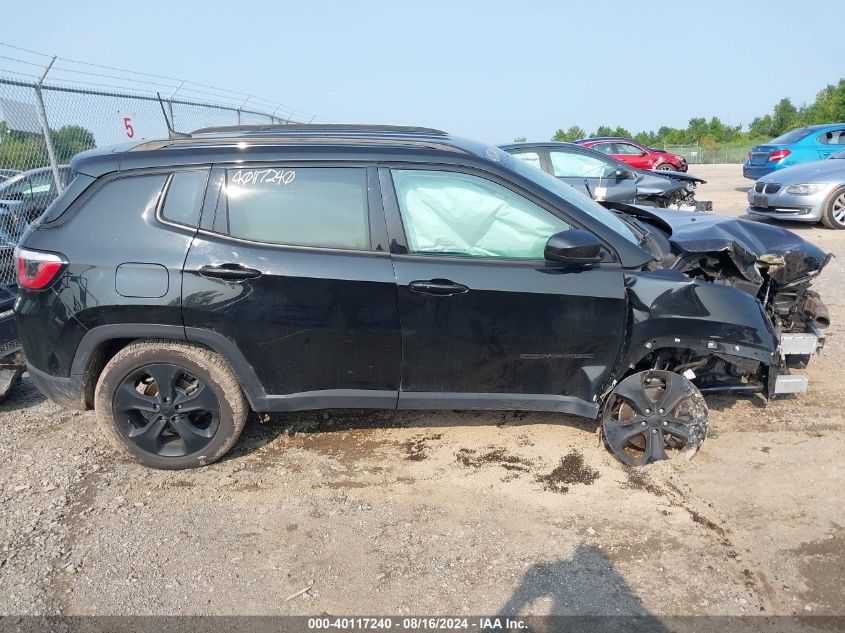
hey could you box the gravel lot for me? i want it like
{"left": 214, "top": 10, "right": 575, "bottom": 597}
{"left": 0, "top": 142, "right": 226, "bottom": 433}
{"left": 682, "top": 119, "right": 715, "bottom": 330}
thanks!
{"left": 1, "top": 164, "right": 842, "bottom": 618}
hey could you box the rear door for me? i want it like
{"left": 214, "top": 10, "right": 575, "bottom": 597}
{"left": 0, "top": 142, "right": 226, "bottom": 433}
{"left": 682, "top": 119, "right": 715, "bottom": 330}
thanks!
{"left": 182, "top": 164, "right": 400, "bottom": 410}
{"left": 380, "top": 166, "right": 626, "bottom": 413}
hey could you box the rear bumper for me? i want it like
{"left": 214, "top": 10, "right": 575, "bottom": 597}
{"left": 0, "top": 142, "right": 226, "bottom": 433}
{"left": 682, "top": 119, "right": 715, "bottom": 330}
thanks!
{"left": 26, "top": 362, "right": 85, "bottom": 409}
{"left": 743, "top": 164, "right": 776, "bottom": 180}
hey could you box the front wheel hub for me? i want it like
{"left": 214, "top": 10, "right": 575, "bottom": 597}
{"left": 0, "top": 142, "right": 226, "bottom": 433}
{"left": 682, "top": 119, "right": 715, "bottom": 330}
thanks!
{"left": 601, "top": 370, "right": 708, "bottom": 467}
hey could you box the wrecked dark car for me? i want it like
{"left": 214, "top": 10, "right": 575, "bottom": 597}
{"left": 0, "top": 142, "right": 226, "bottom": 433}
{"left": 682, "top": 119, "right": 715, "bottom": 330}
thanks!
{"left": 630, "top": 168, "right": 711, "bottom": 211}
{"left": 15, "top": 125, "right": 830, "bottom": 470}
{"left": 501, "top": 142, "right": 711, "bottom": 211}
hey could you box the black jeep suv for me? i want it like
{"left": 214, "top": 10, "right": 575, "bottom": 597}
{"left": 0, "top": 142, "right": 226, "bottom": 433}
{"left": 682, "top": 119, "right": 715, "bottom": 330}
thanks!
{"left": 14, "top": 125, "right": 830, "bottom": 469}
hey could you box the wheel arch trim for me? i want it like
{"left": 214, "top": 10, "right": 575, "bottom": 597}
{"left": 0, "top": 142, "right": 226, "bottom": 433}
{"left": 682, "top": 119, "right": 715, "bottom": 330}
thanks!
{"left": 70, "top": 324, "right": 269, "bottom": 410}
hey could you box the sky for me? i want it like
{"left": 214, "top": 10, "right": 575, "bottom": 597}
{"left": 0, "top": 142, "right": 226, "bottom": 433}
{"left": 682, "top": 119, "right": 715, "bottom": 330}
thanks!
{"left": 3, "top": 0, "right": 844, "bottom": 144}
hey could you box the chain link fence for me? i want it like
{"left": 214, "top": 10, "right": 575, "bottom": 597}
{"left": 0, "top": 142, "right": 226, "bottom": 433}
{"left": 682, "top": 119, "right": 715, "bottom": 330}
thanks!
{"left": 0, "top": 72, "right": 314, "bottom": 285}
{"left": 664, "top": 143, "right": 752, "bottom": 165}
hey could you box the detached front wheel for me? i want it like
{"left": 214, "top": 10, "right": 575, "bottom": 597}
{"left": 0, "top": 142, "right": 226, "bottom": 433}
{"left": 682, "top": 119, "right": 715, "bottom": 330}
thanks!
{"left": 601, "top": 370, "right": 707, "bottom": 467}
{"left": 95, "top": 340, "right": 248, "bottom": 469}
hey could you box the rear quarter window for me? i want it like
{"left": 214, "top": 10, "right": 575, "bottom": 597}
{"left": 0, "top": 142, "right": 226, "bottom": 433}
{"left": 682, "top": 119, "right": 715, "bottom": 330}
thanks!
{"left": 220, "top": 167, "right": 369, "bottom": 250}
{"left": 73, "top": 174, "right": 168, "bottom": 224}
{"left": 160, "top": 170, "right": 209, "bottom": 227}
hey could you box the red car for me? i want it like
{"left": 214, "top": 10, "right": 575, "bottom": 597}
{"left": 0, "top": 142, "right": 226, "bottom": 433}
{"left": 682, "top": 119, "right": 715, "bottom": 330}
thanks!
{"left": 577, "top": 137, "right": 688, "bottom": 172}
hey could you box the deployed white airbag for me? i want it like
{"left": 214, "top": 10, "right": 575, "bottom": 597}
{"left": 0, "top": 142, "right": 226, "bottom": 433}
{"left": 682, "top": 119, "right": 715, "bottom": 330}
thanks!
{"left": 392, "top": 170, "right": 570, "bottom": 259}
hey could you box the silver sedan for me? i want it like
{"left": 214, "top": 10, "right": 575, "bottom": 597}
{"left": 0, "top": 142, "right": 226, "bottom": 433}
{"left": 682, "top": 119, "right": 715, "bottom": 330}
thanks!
{"left": 747, "top": 149, "right": 845, "bottom": 229}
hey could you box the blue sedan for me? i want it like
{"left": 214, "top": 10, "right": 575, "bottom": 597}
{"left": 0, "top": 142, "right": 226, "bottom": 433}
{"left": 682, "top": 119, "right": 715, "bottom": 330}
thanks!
{"left": 743, "top": 123, "right": 845, "bottom": 180}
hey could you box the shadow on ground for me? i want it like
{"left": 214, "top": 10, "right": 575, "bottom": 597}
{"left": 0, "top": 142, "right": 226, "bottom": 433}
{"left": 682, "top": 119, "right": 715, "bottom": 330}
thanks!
{"left": 496, "top": 544, "right": 668, "bottom": 631}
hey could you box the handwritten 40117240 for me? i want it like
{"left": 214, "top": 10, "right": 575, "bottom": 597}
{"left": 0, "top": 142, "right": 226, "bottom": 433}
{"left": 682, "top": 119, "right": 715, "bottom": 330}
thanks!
{"left": 230, "top": 168, "right": 296, "bottom": 186}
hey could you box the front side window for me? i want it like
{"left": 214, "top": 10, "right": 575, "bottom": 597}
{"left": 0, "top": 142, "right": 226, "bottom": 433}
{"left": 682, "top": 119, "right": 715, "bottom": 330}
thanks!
{"left": 25, "top": 173, "right": 55, "bottom": 198}
{"left": 222, "top": 167, "right": 369, "bottom": 249}
{"left": 549, "top": 150, "right": 616, "bottom": 179}
{"left": 391, "top": 169, "right": 570, "bottom": 259}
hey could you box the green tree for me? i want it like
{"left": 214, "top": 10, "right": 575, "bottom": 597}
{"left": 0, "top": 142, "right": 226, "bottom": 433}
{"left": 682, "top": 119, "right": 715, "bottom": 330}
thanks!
{"left": 513, "top": 136, "right": 527, "bottom": 143}
{"left": 770, "top": 98, "right": 799, "bottom": 136}
{"left": 552, "top": 125, "right": 586, "bottom": 142}
{"left": 52, "top": 125, "right": 96, "bottom": 163}
{"left": 547, "top": 77, "right": 845, "bottom": 153}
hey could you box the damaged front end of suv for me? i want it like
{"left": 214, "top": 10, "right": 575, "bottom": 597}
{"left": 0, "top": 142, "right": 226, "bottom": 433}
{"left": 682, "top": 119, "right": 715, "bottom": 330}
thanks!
{"left": 608, "top": 203, "right": 831, "bottom": 400}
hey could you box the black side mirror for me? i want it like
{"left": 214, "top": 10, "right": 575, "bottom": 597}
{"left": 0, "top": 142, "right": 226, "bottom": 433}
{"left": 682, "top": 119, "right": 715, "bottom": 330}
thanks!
{"left": 544, "top": 230, "right": 603, "bottom": 266}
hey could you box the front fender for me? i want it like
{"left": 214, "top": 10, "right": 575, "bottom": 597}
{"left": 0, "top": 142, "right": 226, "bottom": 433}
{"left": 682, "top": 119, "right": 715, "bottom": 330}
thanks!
{"left": 618, "top": 269, "right": 778, "bottom": 371}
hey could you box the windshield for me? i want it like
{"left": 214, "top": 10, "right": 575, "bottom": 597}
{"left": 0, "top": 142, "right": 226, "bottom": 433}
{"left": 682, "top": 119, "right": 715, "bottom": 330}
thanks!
{"left": 830, "top": 149, "right": 845, "bottom": 159}
{"left": 769, "top": 127, "right": 817, "bottom": 145}
{"left": 504, "top": 153, "right": 639, "bottom": 244}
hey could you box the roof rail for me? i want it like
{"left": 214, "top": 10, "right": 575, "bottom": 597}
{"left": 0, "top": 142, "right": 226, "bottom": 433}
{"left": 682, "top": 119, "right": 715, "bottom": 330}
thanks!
{"left": 189, "top": 123, "right": 448, "bottom": 136}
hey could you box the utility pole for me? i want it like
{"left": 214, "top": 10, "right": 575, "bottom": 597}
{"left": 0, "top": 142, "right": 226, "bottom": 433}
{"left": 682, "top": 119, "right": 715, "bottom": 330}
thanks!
{"left": 33, "top": 56, "right": 63, "bottom": 192}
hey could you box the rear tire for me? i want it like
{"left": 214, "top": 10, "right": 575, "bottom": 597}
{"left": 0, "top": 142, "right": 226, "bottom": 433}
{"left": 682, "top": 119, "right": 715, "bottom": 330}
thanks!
{"left": 820, "top": 186, "right": 845, "bottom": 230}
{"left": 94, "top": 340, "right": 248, "bottom": 469}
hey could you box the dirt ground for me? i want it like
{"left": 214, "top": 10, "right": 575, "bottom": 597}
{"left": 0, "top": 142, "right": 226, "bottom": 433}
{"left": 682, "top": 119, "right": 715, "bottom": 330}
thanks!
{"left": 0, "top": 164, "right": 843, "bottom": 619}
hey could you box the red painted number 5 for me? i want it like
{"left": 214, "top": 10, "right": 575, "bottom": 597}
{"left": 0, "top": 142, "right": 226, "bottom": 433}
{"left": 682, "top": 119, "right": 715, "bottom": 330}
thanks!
{"left": 123, "top": 116, "right": 135, "bottom": 138}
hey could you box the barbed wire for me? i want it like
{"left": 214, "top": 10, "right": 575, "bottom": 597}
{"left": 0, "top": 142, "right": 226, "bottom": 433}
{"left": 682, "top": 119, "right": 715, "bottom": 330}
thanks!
{"left": 0, "top": 41, "right": 331, "bottom": 124}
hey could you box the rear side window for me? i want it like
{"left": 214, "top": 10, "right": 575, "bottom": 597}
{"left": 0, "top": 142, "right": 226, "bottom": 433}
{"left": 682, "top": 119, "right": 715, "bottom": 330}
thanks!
{"left": 510, "top": 151, "right": 543, "bottom": 170}
{"left": 220, "top": 167, "right": 369, "bottom": 249}
{"left": 76, "top": 174, "right": 168, "bottom": 222}
{"left": 591, "top": 143, "right": 615, "bottom": 155}
{"left": 818, "top": 129, "right": 845, "bottom": 145}
{"left": 160, "top": 170, "right": 208, "bottom": 227}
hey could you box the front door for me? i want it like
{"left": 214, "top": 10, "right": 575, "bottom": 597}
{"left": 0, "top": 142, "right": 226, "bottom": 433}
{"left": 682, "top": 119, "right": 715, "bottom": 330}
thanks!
{"left": 612, "top": 142, "right": 653, "bottom": 169}
{"left": 380, "top": 167, "right": 626, "bottom": 414}
{"left": 183, "top": 164, "right": 400, "bottom": 410}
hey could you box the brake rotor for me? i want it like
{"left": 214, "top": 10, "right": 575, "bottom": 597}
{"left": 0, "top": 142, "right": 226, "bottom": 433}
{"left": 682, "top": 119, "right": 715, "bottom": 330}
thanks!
{"left": 601, "top": 370, "right": 708, "bottom": 467}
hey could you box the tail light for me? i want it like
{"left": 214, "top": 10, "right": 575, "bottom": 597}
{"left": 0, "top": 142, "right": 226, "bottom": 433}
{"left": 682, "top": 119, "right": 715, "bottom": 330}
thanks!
{"left": 769, "top": 149, "right": 792, "bottom": 162}
{"left": 15, "top": 247, "right": 67, "bottom": 290}
{"left": 747, "top": 152, "right": 752, "bottom": 162}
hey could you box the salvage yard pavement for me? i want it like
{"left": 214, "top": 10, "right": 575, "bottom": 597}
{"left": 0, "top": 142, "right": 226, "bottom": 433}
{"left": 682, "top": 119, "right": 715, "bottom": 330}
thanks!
{"left": 0, "top": 164, "right": 842, "bottom": 618}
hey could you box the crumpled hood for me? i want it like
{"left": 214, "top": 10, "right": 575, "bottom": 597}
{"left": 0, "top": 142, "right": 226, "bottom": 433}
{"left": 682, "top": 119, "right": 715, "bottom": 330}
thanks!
{"left": 625, "top": 206, "right": 831, "bottom": 286}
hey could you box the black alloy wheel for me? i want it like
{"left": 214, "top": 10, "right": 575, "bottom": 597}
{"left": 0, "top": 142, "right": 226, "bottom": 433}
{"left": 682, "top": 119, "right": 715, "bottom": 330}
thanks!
{"left": 112, "top": 363, "right": 221, "bottom": 458}
{"left": 601, "top": 370, "right": 708, "bottom": 467}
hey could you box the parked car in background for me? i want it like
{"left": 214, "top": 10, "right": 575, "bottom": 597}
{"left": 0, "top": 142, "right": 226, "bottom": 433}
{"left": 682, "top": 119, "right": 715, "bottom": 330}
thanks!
{"left": 0, "top": 165, "right": 72, "bottom": 244}
{"left": 577, "top": 137, "right": 688, "bottom": 171}
{"left": 743, "top": 123, "right": 845, "bottom": 180}
{"left": 500, "top": 141, "right": 638, "bottom": 203}
{"left": 0, "top": 169, "right": 22, "bottom": 183}
{"left": 747, "top": 149, "right": 845, "bottom": 229}
{"left": 15, "top": 125, "right": 829, "bottom": 470}
{"left": 0, "top": 165, "right": 70, "bottom": 399}
{"left": 501, "top": 142, "right": 709, "bottom": 210}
